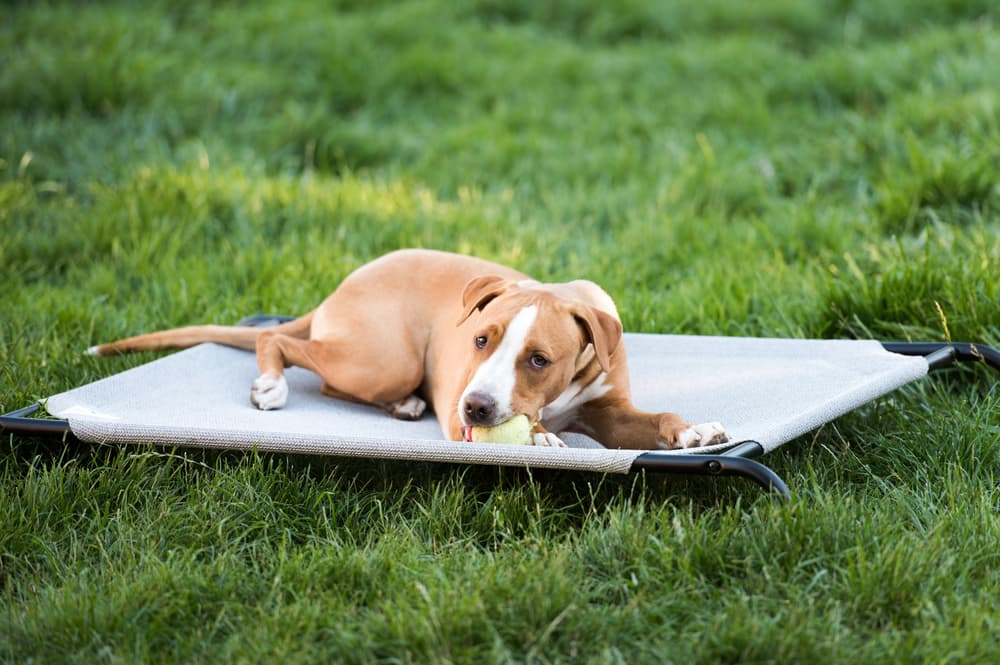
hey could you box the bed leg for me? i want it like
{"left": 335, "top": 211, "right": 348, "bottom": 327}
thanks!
{"left": 631, "top": 447, "right": 790, "bottom": 498}
{"left": 1, "top": 404, "right": 74, "bottom": 438}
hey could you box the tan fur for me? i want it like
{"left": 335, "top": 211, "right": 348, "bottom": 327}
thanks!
{"left": 90, "top": 249, "right": 726, "bottom": 450}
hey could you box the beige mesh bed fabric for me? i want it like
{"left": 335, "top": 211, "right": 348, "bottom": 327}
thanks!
{"left": 39, "top": 334, "right": 930, "bottom": 477}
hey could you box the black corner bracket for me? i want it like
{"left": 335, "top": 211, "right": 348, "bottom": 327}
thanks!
{"left": 0, "top": 404, "right": 72, "bottom": 437}
{"left": 882, "top": 341, "right": 1000, "bottom": 372}
{"left": 632, "top": 441, "right": 791, "bottom": 499}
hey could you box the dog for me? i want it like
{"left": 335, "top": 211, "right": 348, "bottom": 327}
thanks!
{"left": 88, "top": 249, "right": 728, "bottom": 450}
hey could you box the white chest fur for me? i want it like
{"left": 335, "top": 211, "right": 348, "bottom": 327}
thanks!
{"left": 540, "top": 372, "right": 611, "bottom": 433}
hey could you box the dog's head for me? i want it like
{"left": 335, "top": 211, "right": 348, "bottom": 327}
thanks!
{"left": 454, "top": 275, "right": 622, "bottom": 430}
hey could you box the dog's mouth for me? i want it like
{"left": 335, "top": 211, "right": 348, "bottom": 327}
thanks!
{"left": 461, "top": 414, "right": 536, "bottom": 444}
{"left": 458, "top": 410, "right": 532, "bottom": 436}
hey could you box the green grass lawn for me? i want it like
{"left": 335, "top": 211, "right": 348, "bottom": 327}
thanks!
{"left": 3, "top": 0, "right": 1000, "bottom": 662}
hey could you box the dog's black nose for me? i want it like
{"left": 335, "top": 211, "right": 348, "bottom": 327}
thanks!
{"left": 463, "top": 392, "right": 497, "bottom": 425}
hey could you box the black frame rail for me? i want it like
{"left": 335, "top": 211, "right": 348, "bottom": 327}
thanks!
{"left": 4, "top": 331, "right": 998, "bottom": 499}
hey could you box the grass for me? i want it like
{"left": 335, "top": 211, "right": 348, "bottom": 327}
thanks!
{"left": 2, "top": 0, "right": 1000, "bottom": 662}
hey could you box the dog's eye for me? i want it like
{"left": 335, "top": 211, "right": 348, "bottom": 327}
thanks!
{"left": 475, "top": 336, "right": 488, "bottom": 349}
{"left": 529, "top": 354, "right": 549, "bottom": 369}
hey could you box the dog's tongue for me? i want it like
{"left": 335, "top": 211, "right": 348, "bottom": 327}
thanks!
{"left": 463, "top": 426, "right": 473, "bottom": 442}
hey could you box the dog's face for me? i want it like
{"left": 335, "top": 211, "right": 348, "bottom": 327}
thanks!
{"left": 454, "top": 276, "right": 622, "bottom": 430}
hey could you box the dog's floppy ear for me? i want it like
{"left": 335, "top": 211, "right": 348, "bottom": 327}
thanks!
{"left": 572, "top": 305, "right": 623, "bottom": 373}
{"left": 457, "top": 275, "right": 509, "bottom": 325}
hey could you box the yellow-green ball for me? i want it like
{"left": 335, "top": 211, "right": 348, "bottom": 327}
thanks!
{"left": 468, "top": 414, "right": 533, "bottom": 445}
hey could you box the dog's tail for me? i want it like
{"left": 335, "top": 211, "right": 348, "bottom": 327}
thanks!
{"left": 86, "top": 312, "right": 315, "bottom": 356}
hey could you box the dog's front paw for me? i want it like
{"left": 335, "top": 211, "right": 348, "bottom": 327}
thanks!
{"left": 250, "top": 374, "right": 288, "bottom": 410}
{"left": 675, "top": 422, "right": 728, "bottom": 449}
{"left": 658, "top": 420, "right": 728, "bottom": 449}
{"left": 532, "top": 432, "right": 567, "bottom": 448}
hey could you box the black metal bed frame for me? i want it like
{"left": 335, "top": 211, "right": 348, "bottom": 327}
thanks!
{"left": 3, "top": 318, "right": 998, "bottom": 499}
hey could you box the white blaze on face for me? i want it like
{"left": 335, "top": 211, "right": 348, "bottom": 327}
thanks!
{"left": 460, "top": 305, "right": 538, "bottom": 423}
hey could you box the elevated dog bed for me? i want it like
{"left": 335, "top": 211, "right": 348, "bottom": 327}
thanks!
{"left": 4, "top": 316, "right": 998, "bottom": 497}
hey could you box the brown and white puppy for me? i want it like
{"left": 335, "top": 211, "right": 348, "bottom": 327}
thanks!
{"left": 89, "top": 249, "right": 728, "bottom": 450}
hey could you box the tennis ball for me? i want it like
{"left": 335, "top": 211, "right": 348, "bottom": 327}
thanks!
{"left": 464, "top": 414, "right": 533, "bottom": 445}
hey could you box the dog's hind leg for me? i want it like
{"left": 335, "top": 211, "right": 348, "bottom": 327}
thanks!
{"left": 320, "top": 383, "right": 426, "bottom": 420}
{"left": 251, "top": 330, "right": 424, "bottom": 414}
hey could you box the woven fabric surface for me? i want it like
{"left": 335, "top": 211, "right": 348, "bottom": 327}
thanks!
{"left": 45, "top": 335, "right": 928, "bottom": 471}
